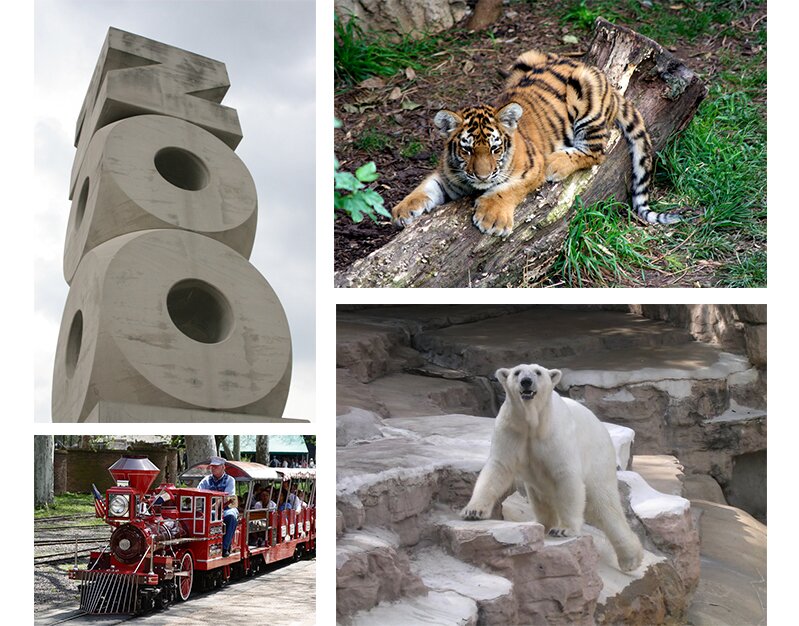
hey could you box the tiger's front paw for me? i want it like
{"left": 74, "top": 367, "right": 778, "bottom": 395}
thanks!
{"left": 392, "top": 194, "right": 431, "bottom": 228}
{"left": 472, "top": 197, "right": 514, "bottom": 237}
{"left": 545, "top": 153, "right": 575, "bottom": 182}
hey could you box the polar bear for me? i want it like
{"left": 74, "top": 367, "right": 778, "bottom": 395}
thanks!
{"left": 461, "top": 363, "right": 643, "bottom": 572}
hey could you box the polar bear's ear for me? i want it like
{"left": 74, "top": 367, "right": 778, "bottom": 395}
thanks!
{"left": 548, "top": 369, "right": 562, "bottom": 387}
{"left": 495, "top": 368, "right": 511, "bottom": 386}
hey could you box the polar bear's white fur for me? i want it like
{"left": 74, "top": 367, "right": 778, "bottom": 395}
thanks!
{"left": 461, "top": 363, "right": 643, "bottom": 572}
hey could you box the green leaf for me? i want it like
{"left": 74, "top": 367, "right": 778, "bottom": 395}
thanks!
{"left": 342, "top": 194, "right": 370, "bottom": 223}
{"left": 334, "top": 171, "right": 364, "bottom": 192}
{"left": 355, "top": 161, "right": 379, "bottom": 183}
{"left": 359, "top": 189, "right": 390, "bottom": 219}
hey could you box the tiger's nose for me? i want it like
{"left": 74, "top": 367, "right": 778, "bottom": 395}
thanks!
{"left": 520, "top": 377, "right": 533, "bottom": 389}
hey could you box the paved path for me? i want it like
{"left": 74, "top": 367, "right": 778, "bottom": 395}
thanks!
{"left": 35, "top": 559, "right": 315, "bottom": 626}
{"left": 686, "top": 501, "right": 766, "bottom": 626}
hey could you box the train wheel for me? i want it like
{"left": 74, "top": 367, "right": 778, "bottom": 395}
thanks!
{"left": 177, "top": 552, "right": 194, "bottom": 601}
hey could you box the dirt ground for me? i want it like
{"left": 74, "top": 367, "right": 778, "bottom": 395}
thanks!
{"left": 334, "top": 0, "right": 766, "bottom": 284}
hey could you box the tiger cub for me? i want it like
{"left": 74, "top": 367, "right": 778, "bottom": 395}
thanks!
{"left": 391, "top": 49, "right": 681, "bottom": 237}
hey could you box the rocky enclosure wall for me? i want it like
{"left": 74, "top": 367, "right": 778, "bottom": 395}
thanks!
{"left": 335, "top": 0, "right": 468, "bottom": 38}
{"left": 336, "top": 305, "right": 767, "bottom": 521}
{"left": 629, "top": 304, "right": 766, "bottom": 368}
{"left": 336, "top": 413, "right": 700, "bottom": 625}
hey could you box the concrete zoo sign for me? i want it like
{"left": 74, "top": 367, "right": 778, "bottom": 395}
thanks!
{"left": 52, "top": 28, "right": 293, "bottom": 423}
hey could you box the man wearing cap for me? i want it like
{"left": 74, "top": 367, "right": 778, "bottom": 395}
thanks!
{"left": 198, "top": 456, "right": 238, "bottom": 557}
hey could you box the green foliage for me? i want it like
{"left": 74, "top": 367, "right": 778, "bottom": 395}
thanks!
{"left": 400, "top": 140, "right": 424, "bottom": 159}
{"left": 335, "top": 13, "right": 454, "bottom": 85}
{"left": 562, "top": 1, "right": 616, "bottom": 31}
{"left": 335, "top": 119, "right": 390, "bottom": 224}
{"left": 552, "top": 198, "right": 660, "bottom": 287}
{"left": 354, "top": 130, "right": 393, "bottom": 152}
{"left": 657, "top": 88, "right": 766, "bottom": 266}
{"left": 552, "top": 0, "right": 767, "bottom": 287}
{"left": 34, "top": 493, "right": 104, "bottom": 523}
{"left": 717, "top": 250, "right": 767, "bottom": 288}
{"left": 560, "top": 1, "right": 761, "bottom": 45}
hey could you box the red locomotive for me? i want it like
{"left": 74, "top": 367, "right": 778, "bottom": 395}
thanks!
{"left": 69, "top": 455, "right": 316, "bottom": 614}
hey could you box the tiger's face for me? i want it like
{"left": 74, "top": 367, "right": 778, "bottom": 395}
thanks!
{"left": 434, "top": 103, "right": 523, "bottom": 190}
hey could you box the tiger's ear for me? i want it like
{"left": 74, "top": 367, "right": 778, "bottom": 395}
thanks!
{"left": 497, "top": 102, "right": 523, "bottom": 132}
{"left": 434, "top": 110, "right": 461, "bottom": 137}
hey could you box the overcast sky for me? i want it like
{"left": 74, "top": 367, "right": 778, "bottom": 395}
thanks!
{"left": 33, "top": 0, "right": 316, "bottom": 422}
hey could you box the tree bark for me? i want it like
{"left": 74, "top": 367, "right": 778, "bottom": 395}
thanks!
{"left": 185, "top": 435, "right": 216, "bottom": 468}
{"left": 335, "top": 19, "right": 707, "bottom": 288}
{"left": 34, "top": 435, "right": 55, "bottom": 508}
{"left": 256, "top": 435, "right": 270, "bottom": 465}
{"left": 466, "top": 0, "right": 503, "bottom": 30}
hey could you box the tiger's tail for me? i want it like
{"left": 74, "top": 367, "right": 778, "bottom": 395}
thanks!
{"left": 616, "top": 98, "right": 682, "bottom": 225}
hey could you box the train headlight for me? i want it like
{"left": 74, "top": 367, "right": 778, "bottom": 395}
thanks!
{"left": 111, "top": 524, "right": 147, "bottom": 564}
{"left": 109, "top": 494, "right": 130, "bottom": 517}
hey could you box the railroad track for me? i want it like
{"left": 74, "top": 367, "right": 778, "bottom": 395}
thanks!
{"left": 35, "top": 513, "right": 109, "bottom": 566}
{"left": 35, "top": 548, "right": 97, "bottom": 566}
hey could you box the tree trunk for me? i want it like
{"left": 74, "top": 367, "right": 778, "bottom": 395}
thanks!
{"left": 233, "top": 435, "right": 241, "bottom": 461}
{"left": 256, "top": 436, "right": 270, "bottom": 465}
{"left": 466, "top": 0, "right": 503, "bottom": 30}
{"left": 220, "top": 436, "right": 233, "bottom": 460}
{"left": 334, "top": 19, "right": 707, "bottom": 288}
{"left": 185, "top": 435, "right": 216, "bottom": 468}
{"left": 34, "top": 435, "right": 54, "bottom": 508}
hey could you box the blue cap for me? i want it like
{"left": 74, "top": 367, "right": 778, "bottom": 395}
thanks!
{"left": 209, "top": 456, "right": 226, "bottom": 466}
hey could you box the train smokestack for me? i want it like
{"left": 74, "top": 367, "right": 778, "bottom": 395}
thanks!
{"left": 109, "top": 455, "right": 160, "bottom": 494}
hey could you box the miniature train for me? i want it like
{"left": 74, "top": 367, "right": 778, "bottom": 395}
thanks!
{"left": 69, "top": 455, "right": 316, "bottom": 614}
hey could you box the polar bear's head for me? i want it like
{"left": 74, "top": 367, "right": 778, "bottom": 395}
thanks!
{"left": 496, "top": 363, "right": 562, "bottom": 402}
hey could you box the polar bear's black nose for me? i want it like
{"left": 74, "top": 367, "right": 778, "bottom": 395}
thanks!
{"left": 520, "top": 377, "right": 533, "bottom": 389}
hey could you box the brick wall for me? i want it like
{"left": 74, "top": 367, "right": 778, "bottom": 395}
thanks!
{"left": 53, "top": 447, "right": 179, "bottom": 494}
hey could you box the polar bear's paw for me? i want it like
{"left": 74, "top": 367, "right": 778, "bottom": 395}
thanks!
{"left": 547, "top": 527, "right": 577, "bottom": 538}
{"left": 460, "top": 504, "right": 491, "bottom": 520}
{"left": 617, "top": 545, "right": 644, "bottom": 572}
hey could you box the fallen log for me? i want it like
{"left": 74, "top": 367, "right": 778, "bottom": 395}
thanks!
{"left": 334, "top": 19, "right": 707, "bottom": 288}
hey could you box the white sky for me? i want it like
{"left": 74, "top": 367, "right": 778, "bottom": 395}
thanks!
{"left": 32, "top": 0, "right": 316, "bottom": 421}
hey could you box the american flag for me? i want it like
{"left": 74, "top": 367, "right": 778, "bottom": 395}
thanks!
{"left": 91, "top": 484, "right": 106, "bottom": 518}
{"left": 154, "top": 490, "right": 172, "bottom": 505}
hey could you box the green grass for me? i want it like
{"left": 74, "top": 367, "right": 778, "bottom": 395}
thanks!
{"left": 657, "top": 88, "right": 766, "bottom": 264}
{"left": 550, "top": 198, "right": 662, "bottom": 287}
{"left": 400, "top": 140, "right": 424, "bottom": 158}
{"left": 561, "top": 0, "right": 763, "bottom": 46}
{"left": 555, "top": 85, "right": 767, "bottom": 287}
{"left": 354, "top": 130, "right": 394, "bottom": 152}
{"left": 34, "top": 492, "right": 100, "bottom": 519}
{"left": 553, "top": 1, "right": 767, "bottom": 287}
{"left": 562, "top": 0, "right": 619, "bottom": 31}
{"left": 335, "top": 13, "right": 459, "bottom": 85}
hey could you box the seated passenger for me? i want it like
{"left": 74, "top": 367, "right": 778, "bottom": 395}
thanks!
{"left": 252, "top": 489, "right": 277, "bottom": 511}
{"left": 198, "top": 456, "right": 238, "bottom": 557}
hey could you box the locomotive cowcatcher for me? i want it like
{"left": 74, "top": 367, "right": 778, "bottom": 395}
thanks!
{"left": 69, "top": 455, "right": 316, "bottom": 614}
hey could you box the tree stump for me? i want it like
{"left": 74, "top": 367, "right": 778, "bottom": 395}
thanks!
{"left": 466, "top": 0, "right": 504, "bottom": 31}
{"left": 334, "top": 19, "right": 708, "bottom": 288}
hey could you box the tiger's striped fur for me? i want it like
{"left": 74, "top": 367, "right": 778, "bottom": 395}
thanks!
{"left": 391, "top": 49, "right": 681, "bottom": 236}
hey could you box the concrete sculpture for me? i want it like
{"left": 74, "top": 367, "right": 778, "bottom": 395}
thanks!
{"left": 52, "top": 28, "right": 295, "bottom": 423}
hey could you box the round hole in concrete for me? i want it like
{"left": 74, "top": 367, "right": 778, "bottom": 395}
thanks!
{"left": 154, "top": 147, "right": 209, "bottom": 191}
{"left": 65, "top": 310, "right": 83, "bottom": 378}
{"left": 167, "top": 279, "right": 233, "bottom": 344}
{"left": 75, "top": 177, "right": 90, "bottom": 229}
